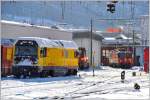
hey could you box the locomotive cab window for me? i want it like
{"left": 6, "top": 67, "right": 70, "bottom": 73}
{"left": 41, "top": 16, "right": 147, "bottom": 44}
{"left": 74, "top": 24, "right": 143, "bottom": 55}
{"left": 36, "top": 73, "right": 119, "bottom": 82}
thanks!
{"left": 74, "top": 50, "right": 79, "bottom": 58}
{"left": 40, "top": 47, "right": 47, "bottom": 57}
{"left": 78, "top": 47, "right": 86, "bottom": 56}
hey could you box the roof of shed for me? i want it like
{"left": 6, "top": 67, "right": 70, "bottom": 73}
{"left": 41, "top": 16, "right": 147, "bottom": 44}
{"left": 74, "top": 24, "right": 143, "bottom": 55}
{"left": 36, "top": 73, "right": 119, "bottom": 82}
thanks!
{"left": 72, "top": 31, "right": 103, "bottom": 41}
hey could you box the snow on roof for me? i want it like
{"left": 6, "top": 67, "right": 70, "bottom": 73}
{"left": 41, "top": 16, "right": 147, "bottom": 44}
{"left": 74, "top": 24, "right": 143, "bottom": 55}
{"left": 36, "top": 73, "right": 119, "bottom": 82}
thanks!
{"left": 1, "top": 20, "right": 32, "bottom": 27}
{"left": 1, "top": 20, "right": 53, "bottom": 30}
{"left": 15, "top": 37, "right": 78, "bottom": 49}
{"left": 119, "top": 34, "right": 128, "bottom": 39}
{"left": 16, "top": 37, "right": 59, "bottom": 48}
{"left": 104, "top": 37, "right": 116, "bottom": 40}
{"left": 1, "top": 39, "right": 14, "bottom": 45}
{"left": 59, "top": 28, "right": 90, "bottom": 32}
{"left": 1, "top": 20, "right": 70, "bottom": 32}
{"left": 60, "top": 40, "right": 78, "bottom": 49}
{"left": 53, "top": 40, "right": 78, "bottom": 49}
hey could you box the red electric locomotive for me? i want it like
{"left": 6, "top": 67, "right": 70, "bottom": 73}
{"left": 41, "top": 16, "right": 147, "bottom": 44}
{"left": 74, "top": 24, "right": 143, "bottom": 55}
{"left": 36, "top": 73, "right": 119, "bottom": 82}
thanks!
{"left": 118, "top": 51, "right": 133, "bottom": 69}
{"left": 78, "top": 47, "right": 89, "bottom": 70}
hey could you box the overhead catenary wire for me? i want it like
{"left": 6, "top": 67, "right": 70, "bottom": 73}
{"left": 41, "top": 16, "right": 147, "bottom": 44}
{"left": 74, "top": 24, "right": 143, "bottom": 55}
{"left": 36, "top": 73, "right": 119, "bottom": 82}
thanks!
{"left": 61, "top": 1, "right": 65, "bottom": 20}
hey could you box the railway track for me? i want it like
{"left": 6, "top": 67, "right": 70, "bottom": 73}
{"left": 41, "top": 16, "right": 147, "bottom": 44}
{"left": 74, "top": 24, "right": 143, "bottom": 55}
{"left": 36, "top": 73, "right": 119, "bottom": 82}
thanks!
{"left": 1, "top": 70, "right": 121, "bottom": 90}
{"left": 2, "top": 81, "right": 66, "bottom": 90}
{"left": 62, "top": 71, "right": 148, "bottom": 99}
{"left": 1, "top": 76, "right": 80, "bottom": 89}
{"left": 64, "top": 75, "right": 121, "bottom": 96}
{"left": 2, "top": 70, "right": 147, "bottom": 99}
{"left": 2, "top": 74, "right": 120, "bottom": 98}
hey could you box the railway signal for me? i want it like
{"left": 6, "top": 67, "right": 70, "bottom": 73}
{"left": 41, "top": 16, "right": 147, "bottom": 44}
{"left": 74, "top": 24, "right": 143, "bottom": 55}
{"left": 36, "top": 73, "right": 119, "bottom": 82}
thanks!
{"left": 107, "top": 1, "right": 118, "bottom": 13}
{"left": 132, "top": 72, "right": 136, "bottom": 76}
{"left": 121, "top": 71, "right": 125, "bottom": 83}
{"left": 134, "top": 83, "right": 140, "bottom": 90}
{"left": 107, "top": 3, "right": 115, "bottom": 13}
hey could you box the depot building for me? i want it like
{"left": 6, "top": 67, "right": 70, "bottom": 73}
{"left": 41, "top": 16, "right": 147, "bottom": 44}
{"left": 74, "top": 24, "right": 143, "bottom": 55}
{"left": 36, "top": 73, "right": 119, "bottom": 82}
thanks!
{"left": 1, "top": 20, "right": 72, "bottom": 40}
{"left": 72, "top": 30, "right": 103, "bottom": 68}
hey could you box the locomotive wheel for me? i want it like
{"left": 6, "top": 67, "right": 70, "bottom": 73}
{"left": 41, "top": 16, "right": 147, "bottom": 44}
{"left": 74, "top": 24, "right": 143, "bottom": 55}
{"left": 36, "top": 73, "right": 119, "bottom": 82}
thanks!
{"left": 20, "top": 74, "right": 25, "bottom": 79}
{"left": 40, "top": 71, "right": 48, "bottom": 77}
{"left": 72, "top": 69, "right": 77, "bottom": 75}
{"left": 19, "top": 74, "right": 27, "bottom": 79}
{"left": 66, "top": 69, "right": 71, "bottom": 76}
{"left": 31, "top": 72, "right": 37, "bottom": 77}
{"left": 79, "top": 65, "right": 84, "bottom": 70}
{"left": 49, "top": 70, "right": 55, "bottom": 77}
{"left": 15, "top": 73, "right": 26, "bottom": 79}
{"left": 15, "top": 74, "right": 21, "bottom": 79}
{"left": 27, "top": 71, "right": 31, "bottom": 78}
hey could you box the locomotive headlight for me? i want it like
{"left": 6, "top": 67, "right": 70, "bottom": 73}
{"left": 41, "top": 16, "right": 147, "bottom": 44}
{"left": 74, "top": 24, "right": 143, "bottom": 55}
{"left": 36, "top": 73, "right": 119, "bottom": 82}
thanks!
{"left": 31, "top": 58, "right": 38, "bottom": 64}
{"left": 33, "top": 60, "right": 38, "bottom": 64}
{"left": 86, "top": 57, "right": 88, "bottom": 60}
{"left": 33, "top": 59, "right": 38, "bottom": 64}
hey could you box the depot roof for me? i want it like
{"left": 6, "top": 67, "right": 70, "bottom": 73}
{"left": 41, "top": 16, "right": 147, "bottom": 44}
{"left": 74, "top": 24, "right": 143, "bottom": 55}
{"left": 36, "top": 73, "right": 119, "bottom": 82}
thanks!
{"left": 72, "top": 30, "right": 103, "bottom": 41}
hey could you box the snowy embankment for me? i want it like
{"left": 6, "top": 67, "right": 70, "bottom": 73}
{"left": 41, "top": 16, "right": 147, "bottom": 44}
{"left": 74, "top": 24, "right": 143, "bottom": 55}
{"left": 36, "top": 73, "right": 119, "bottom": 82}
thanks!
{"left": 1, "top": 66, "right": 149, "bottom": 100}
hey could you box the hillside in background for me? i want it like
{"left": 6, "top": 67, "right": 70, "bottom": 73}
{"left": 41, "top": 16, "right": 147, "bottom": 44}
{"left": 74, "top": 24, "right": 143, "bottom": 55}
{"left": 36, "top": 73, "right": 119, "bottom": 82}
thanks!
{"left": 1, "top": 1, "right": 149, "bottom": 31}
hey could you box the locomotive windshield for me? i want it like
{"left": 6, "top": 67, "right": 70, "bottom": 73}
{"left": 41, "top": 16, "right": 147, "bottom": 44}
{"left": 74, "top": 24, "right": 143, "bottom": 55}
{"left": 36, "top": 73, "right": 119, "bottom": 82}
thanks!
{"left": 78, "top": 48, "right": 86, "bottom": 56}
{"left": 118, "top": 51, "right": 132, "bottom": 59}
{"left": 15, "top": 46, "right": 37, "bottom": 56}
{"left": 118, "top": 52, "right": 125, "bottom": 58}
{"left": 14, "top": 40, "right": 38, "bottom": 65}
{"left": 15, "top": 40, "right": 38, "bottom": 56}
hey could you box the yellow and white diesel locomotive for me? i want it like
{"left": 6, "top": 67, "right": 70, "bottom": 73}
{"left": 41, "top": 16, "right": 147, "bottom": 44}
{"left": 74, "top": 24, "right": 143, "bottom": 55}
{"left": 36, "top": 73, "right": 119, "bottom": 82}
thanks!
{"left": 12, "top": 37, "right": 78, "bottom": 78}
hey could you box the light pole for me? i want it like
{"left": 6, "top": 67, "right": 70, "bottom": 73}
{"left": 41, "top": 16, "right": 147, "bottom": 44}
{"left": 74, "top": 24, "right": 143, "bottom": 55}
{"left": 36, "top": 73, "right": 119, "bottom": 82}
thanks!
{"left": 90, "top": 19, "right": 95, "bottom": 76}
{"left": 132, "top": 30, "right": 135, "bottom": 66}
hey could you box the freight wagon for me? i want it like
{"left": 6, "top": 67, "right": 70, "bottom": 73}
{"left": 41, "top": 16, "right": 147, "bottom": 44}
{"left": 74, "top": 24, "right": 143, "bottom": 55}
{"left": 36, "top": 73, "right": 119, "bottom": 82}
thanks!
{"left": 78, "top": 47, "right": 89, "bottom": 70}
{"left": 12, "top": 37, "right": 79, "bottom": 78}
{"left": 118, "top": 51, "right": 133, "bottom": 69}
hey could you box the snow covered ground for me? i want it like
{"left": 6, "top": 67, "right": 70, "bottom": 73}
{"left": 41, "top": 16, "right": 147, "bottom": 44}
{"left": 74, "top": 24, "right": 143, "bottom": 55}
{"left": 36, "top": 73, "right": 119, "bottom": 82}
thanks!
{"left": 1, "top": 66, "right": 149, "bottom": 100}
